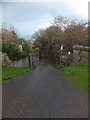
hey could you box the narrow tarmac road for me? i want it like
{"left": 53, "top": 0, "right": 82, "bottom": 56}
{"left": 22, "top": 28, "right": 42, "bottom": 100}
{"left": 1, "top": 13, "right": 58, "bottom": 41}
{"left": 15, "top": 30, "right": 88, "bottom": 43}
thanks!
{"left": 2, "top": 61, "right": 88, "bottom": 118}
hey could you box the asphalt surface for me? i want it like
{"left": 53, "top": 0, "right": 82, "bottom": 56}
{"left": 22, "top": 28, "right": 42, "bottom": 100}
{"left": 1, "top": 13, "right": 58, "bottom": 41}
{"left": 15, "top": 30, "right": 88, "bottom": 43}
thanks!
{"left": 2, "top": 61, "right": 88, "bottom": 118}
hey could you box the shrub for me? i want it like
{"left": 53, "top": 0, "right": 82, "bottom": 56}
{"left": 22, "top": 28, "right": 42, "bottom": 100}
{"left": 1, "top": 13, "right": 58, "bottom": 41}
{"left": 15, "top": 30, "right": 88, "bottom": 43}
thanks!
{"left": 34, "top": 47, "right": 39, "bottom": 55}
{"left": 2, "top": 43, "right": 27, "bottom": 61}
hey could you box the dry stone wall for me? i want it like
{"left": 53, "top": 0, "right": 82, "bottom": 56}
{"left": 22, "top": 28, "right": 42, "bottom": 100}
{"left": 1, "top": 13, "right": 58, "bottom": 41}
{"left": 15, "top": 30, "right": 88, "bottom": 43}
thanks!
{"left": 2, "top": 52, "right": 29, "bottom": 68}
{"left": 72, "top": 45, "right": 90, "bottom": 65}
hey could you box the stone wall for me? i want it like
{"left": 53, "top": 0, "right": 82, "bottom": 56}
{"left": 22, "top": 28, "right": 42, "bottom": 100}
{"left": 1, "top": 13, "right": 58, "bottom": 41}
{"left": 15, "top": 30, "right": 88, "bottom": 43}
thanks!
{"left": 72, "top": 45, "right": 90, "bottom": 65}
{"left": 2, "top": 52, "right": 29, "bottom": 68}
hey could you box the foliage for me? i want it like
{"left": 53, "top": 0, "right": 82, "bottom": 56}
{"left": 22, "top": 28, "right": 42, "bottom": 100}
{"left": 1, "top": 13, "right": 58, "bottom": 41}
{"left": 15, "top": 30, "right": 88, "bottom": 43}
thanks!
{"left": 88, "top": 26, "right": 90, "bottom": 46}
{"left": 64, "top": 24, "right": 87, "bottom": 52}
{"left": 2, "top": 27, "right": 21, "bottom": 46}
{"left": 34, "top": 47, "right": 39, "bottom": 55}
{"left": 33, "top": 16, "right": 88, "bottom": 63}
{"left": 55, "top": 64, "right": 64, "bottom": 70}
{"left": 22, "top": 41, "right": 31, "bottom": 56}
{"left": 2, "top": 26, "right": 32, "bottom": 61}
{"left": 2, "top": 42, "right": 27, "bottom": 61}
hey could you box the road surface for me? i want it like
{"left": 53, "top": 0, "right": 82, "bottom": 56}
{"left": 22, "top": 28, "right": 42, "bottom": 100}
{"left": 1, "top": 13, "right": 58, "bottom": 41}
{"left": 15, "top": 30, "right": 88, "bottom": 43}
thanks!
{"left": 2, "top": 61, "right": 88, "bottom": 118}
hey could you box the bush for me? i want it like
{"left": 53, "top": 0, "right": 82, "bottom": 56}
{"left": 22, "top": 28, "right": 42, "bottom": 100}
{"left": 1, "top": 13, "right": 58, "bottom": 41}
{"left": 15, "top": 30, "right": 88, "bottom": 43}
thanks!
{"left": 2, "top": 43, "right": 27, "bottom": 61}
{"left": 34, "top": 47, "right": 39, "bottom": 55}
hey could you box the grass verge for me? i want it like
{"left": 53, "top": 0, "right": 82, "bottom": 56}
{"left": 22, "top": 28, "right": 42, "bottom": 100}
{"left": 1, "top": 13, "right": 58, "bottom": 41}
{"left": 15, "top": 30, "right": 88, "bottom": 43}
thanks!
{"left": 2, "top": 67, "right": 32, "bottom": 84}
{"left": 55, "top": 64, "right": 88, "bottom": 93}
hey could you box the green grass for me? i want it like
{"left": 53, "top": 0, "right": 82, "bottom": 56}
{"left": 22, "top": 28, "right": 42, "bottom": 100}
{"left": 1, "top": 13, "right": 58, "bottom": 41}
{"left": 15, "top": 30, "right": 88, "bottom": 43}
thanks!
{"left": 65, "top": 65, "right": 88, "bottom": 93}
{"left": 2, "top": 67, "right": 32, "bottom": 84}
{"left": 56, "top": 64, "right": 88, "bottom": 93}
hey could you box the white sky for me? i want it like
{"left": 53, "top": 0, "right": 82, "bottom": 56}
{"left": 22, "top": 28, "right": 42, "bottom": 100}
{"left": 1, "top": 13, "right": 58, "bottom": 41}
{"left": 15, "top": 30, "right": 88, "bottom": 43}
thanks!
{"left": 1, "top": 0, "right": 89, "bottom": 39}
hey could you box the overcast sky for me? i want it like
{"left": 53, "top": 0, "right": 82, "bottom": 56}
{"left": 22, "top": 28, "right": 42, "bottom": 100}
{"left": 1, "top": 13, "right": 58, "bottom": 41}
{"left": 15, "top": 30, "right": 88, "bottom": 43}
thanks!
{"left": 1, "top": 0, "right": 89, "bottom": 39}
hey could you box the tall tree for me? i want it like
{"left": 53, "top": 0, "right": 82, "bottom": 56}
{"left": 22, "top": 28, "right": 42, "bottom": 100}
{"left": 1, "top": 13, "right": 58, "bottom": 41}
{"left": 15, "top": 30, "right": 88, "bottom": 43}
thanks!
{"left": 33, "top": 16, "right": 88, "bottom": 63}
